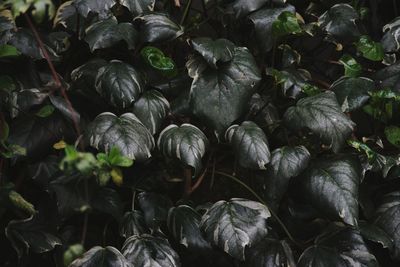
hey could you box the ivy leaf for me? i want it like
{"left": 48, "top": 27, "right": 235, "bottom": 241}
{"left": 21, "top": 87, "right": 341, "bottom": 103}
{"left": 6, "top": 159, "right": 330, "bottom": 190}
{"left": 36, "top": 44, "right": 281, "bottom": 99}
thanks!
{"left": 266, "top": 68, "right": 312, "bottom": 99}
{"left": 200, "top": 198, "right": 270, "bottom": 260}
{"left": 245, "top": 238, "right": 296, "bottom": 267}
{"left": 132, "top": 90, "right": 170, "bottom": 135}
{"left": 157, "top": 124, "right": 209, "bottom": 176}
{"left": 301, "top": 157, "right": 361, "bottom": 226}
{"left": 298, "top": 226, "right": 378, "bottom": 266}
{"left": 356, "top": 35, "right": 384, "bottom": 61}
{"left": 264, "top": 146, "right": 310, "bottom": 210}
{"left": 385, "top": 126, "right": 400, "bottom": 147}
{"left": 87, "top": 112, "right": 154, "bottom": 161}
{"left": 122, "top": 234, "right": 180, "bottom": 267}
{"left": 135, "top": 13, "right": 184, "bottom": 43}
{"left": 167, "top": 205, "right": 211, "bottom": 251}
{"left": 272, "top": 11, "right": 302, "bottom": 37}
{"left": 373, "top": 191, "right": 400, "bottom": 260}
{"left": 120, "top": 210, "right": 149, "bottom": 238}
{"left": 339, "top": 54, "right": 362, "bottom": 77}
{"left": 70, "top": 246, "right": 132, "bottom": 267}
{"left": 138, "top": 192, "right": 173, "bottom": 231}
{"left": 225, "top": 121, "right": 271, "bottom": 170}
{"left": 74, "top": 0, "right": 115, "bottom": 18}
{"left": 283, "top": 92, "right": 355, "bottom": 153}
{"left": 188, "top": 47, "right": 261, "bottom": 134}
{"left": 120, "top": 0, "right": 155, "bottom": 16}
{"left": 84, "top": 17, "right": 138, "bottom": 51}
{"left": 190, "top": 37, "right": 235, "bottom": 69}
{"left": 331, "top": 76, "right": 374, "bottom": 112}
{"left": 318, "top": 4, "right": 360, "bottom": 40}
{"left": 140, "top": 46, "right": 177, "bottom": 77}
{"left": 95, "top": 60, "right": 145, "bottom": 108}
{"left": 382, "top": 17, "right": 400, "bottom": 53}
{"left": 249, "top": 5, "right": 296, "bottom": 52}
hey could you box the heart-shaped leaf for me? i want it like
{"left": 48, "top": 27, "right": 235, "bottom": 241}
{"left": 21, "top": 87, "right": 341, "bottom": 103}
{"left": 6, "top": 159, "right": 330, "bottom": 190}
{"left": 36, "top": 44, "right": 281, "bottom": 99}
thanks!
{"left": 283, "top": 91, "right": 355, "bottom": 153}
{"left": 86, "top": 112, "right": 154, "bottom": 160}
{"left": 382, "top": 17, "right": 400, "bottom": 53}
{"left": 157, "top": 124, "right": 209, "bottom": 175}
{"left": 122, "top": 234, "right": 181, "bottom": 267}
{"left": 120, "top": 210, "right": 149, "bottom": 238}
{"left": 266, "top": 67, "right": 312, "bottom": 99}
{"left": 225, "top": 121, "right": 271, "bottom": 170}
{"left": 167, "top": 205, "right": 211, "bottom": 251}
{"left": 70, "top": 246, "right": 132, "bottom": 267}
{"left": 200, "top": 198, "right": 270, "bottom": 260}
{"left": 272, "top": 11, "right": 302, "bottom": 37}
{"left": 135, "top": 13, "right": 184, "bottom": 43}
{"left": 331, "top": 76, "right": 374, "bottom": 112}
{"left": 132, "top": 90, "right": 170, "bottom": 135}
{"left": 188, "top": 47, "right": 261, "bottom": 134}
{"left": 140, "top": 46, "right": 177, "bottom": 77}
{"left": 84, "top": 17, "right": 138, "bottom": 51}
{"left": 298, "top": 226, "right": 378, "bottom": 266}
{"left": 191, "top": 37, "right": 235, "bottom": 69}
{"left": 301, "top": 157, "right": 361, "bottom": 226}
{"left": 339, "top": 54, "right": 362, "bottom": 77}
{"left": 95, "top": 60, "right": 145, "bottom": 108}
{"left": 120, "top": 0, "right": 155, "bottom": 16}
{"left": 356, "top": 35, "right": 384, "bottom": 61}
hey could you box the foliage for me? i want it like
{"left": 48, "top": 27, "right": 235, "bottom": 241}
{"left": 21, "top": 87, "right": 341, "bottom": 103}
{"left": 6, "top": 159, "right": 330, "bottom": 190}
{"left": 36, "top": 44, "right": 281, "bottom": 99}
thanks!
{"left": 1, "top": 0, "right": 400, "bottom": 266}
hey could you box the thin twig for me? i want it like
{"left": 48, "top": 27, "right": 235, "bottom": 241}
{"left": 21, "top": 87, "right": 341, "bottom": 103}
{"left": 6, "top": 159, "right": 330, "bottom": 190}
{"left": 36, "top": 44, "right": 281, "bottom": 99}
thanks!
{"left": 180, "top": 0, "right": 193, "bottom": 25}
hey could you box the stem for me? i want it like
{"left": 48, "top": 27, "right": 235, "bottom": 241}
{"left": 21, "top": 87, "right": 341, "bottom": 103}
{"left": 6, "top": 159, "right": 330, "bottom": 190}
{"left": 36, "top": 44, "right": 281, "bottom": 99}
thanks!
{"left": 80, "top": 212, "right": 89, "bottom": 246}
{"left": 182, "top": 167, "right": 192, "bottom": 199}
{"left": 213, "top": 171, "right": 302, "bottom": 248}
{"left": 180, "top": 0, "right": 193, "bottom": 25}
{"left": 131, "top": 189, "right": 136, "bottom": 210}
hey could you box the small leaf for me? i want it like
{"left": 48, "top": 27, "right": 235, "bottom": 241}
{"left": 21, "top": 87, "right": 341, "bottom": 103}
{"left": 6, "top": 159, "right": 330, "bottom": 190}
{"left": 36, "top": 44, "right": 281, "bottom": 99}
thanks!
{"left": 0, "top": 44, "right": 20, "bottom": 57}
{"left": 140, "top": 46, "right": 177, "bottom": 77}
{"left": 272, "top": 11, "right": 302, "bottom": 37}
{"left": 120, "top": 210, "right": 149, "bottom": 238}
{"left": 157, "top": 124, "right": 209, "bottom": 176}
{"left": 339, "top": 54, "right": 362, "bottom": 77}
{"left": 120, "top": 0, "right": 155, "bottom": 16}
{"left": 356, "top": 35, "right": 384, "bottom": 61}
{"left": 35, "top": 105, "right": 55, "bottom": 118}
{"left": 385, "top": 126, "right": 400, "bottom": 147}
{"left": 70, "top": 246, "right": 132, "bottom": 267}
{"left": 111, "top": 168, "right": 123, "bottom": 186}
{"left": 200, "top": 198, "right": 270, "bottom": 260}
{"left": 283, "top": 92, "right": 355, "bottom": 153}
{"left": 190, "top": 37, "right": 235, "bottom": 68}
{"left": 225, "top": 121, "right": 270, "bottom": 170}
{"left": 122, "top": 234, "right": 180, "bottom": 267}
{"left": 64, "top": 244, "right": 85, "bottom": 267}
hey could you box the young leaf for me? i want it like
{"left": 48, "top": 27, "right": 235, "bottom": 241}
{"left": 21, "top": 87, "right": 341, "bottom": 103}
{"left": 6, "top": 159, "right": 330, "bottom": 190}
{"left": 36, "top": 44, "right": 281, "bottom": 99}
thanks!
{"left": 339, "top": 54, "right": 362, "bottom": 77}
{"left": 225, "top": 121, "right": 271, "bottom": 170}
{"left": 385, "top": 126, "right": 400, "bottom": 147}
{"left": 157, "top": 124, "right": 209, "bottom": 176}
{"left": 200, "top": 198, "right": 270, "bottom": 260}
{"left": 140, "top": 46, "right": 177, "bottom": 77}
{"left": 272, "top": 11, "right": 302, "bottom": 37}
{"left": 190, "top": 37, "right": 235, "bottom": 69}
{"left": 356, "top": 35, "right": 384, "bottom": 61}
{"left": 283, "top": 92, "right": 355, "bottom": 153}
{"left": 0, "top": 44, "right": 20, "bottom": 57}
{"left": 35, "top": 105, "right": 55, "bottom": 118}
{"left": 70, "top": 246, "right": 132, "bottom": 267}
{"left": 120, "top": 210, "right": 149, "bottom": 238}
{"left": 74, "top": 0, "right": 115, "bottom": 18}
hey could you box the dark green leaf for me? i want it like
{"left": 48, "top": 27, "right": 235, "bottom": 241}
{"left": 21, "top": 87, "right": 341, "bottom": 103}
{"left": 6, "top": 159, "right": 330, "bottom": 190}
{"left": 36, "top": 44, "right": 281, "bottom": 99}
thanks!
{"left": 225, "top": 121, "right": 271, "bottom": 170}
{"left": 49, "top": 94, "right": 81, "bottom": 123}
{"left": 135, "top": 13, "right": 184, "bottom": 43}
{"left": 266, "top": 67, "right": 312, "bottom": 99}
{"left": 140, "top": 46, "right": 177, "bottom": 77}
{"left": 191, "top": 37, "right": 235, "bottom": 69}
{"left": 0, "top": 44, "right": 20, "bottom": 57}
{"left": 339, "top": 54, "right": 362, "bottom": 77}
{"left": 283, "top": 92, "right": 355, "bottom": 153}
{"left": 167, "top": 205, "right": 211, "bottom": 251}
{"left": 298, "top": 226, "right": 378, "bottom": 267}
{"left": 385, "top": 126, "right": 400, "bottom": 147}
{"left": 70, "top": 246, "right": 132, "bottom": 267}
{"left": 331, "top": 76, "right": 374, "bottom": 112}
{"left": 35, "top": 105, "right": 55, "bottom": 118}
{"left": 359, "top": 221, "right": 393, "bottom": 249}
{"left": 120, "top": 0, "right": 155, "bottom": 16}
{"left": 138, "top": 192, "right": 173, "bottom": 230}
{"left": 63, "top": 244, "right": 85, "bottom": 267}
{"left": 225, "top": 0, "right": 269, "bottom": 18}
{"left": 157, "top": 124, "right": 208, "bottom": 175}
{"left": 95, "top": 60, "right": 145, "bottom": 108}
{"left": 74, "top": 0, "right": 115, "bottom": 18}
{"left": 280, "top": 44, "right": 301, "bottom": 68}
{"left": 120, "top": 210, "right": 149, "bottom": 238}
{"left": 382, "top": 17, "right": 400, "bottom": 53}
{"left": 356, "top": 35, "right": 384, "bottom": 61}
{"left": 247, "top": 93, "right": 280, "bottom": 133}
{"left": 84, "top": 17, "right": 138, "bottom": 51}
{"left": 71, "top": 58, "right": 108, "bottom": 91}
{"left": 200, "top": 198, "right": 270, "bottom": 260}
{"left": 188, "top": 47, "right": 261, "bottom": 134}
{"left": 122, "top": 234, "right": 180, "bottom": 267}
{"left": 272, "top": 11, "right": 302, "bottom": 37}
{"left": 301, "top": 157, "right": 361, "bottom": 226}
{"left": 373, "top": 62, "right": 400, "bottom": 91}
{"left": 86, "top": 112, "right": 154, "bottom": 160}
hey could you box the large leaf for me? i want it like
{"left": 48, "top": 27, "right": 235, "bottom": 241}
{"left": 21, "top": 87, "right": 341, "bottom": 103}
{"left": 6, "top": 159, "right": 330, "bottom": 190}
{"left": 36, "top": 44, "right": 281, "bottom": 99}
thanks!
{"left": 318, "top": 3, "right": 360, "bottom": 40}
{"left": 132, "top": 90, "right": 170, "bottom": 135}
{"left": 301, "top": 157, "right": 361, "bottom": 226}
{"left": 225, "top": 121, "right": 270, "bottom": 170}
{"left": 70, "top": 246, "right": 132, "bottom": 267}
{"left": 137, "top": 192, "right": 173, "bottom": 231}
{"left": 224, "top": 0, "right": 269, "bottom": 18}
{"left": 266, "top": 67, "right": 312, "bottom": 99}
{"left": 87, "top": 112, "right": 154, "bottom": 160}
{"left": 167, "top": 205, "right": 211, "bottom": 251}
{"left": 298, "top": 226, "right": 378, "bottom": 267}
{"left": 120, "top": 210, "right": 149, "bottom": 238}
{"left": 84, "top": 17, "right": 138, "bottom": 51}
{"left": 74, "top": 0, "right": 115, "bottom": 18}
{"left": 245, "top": 238, "right": 296, "bottom": 267}
{"left": 157, "top": 124, "right": 209, "bottom": 175}
{"left": 382, "top": 17, "right": 400, "bottom": 53}
{"left": 331, "top": 76, "right": 374, "bottom": 112}
{"left": 373, "top": 191, "right": 400, "bottom": 260}
{"left": 188, "top": 47, "right": 261, "bottom": 133}
{"left": 135, "top": 13, "right": 184, "bottom": 43}
{"left": 95, "top": 60, "right": 145, "bottom": 108}
{"left": 120, "top": 0, "right": 155, "bottom": 16}
{"left": 191, "top": 37, "right": 235, "bottom": 68}
{"left": 373, "top": 61, "right": 400, "bottom": 91}
{"left": 249, "top": 5, "right": 295, "bottom": 52}
{"left": 200, "top": 198, "right": 270, "bottom": 260}
{"left": 122, "top": 234, "right": 181, "bottom": 267}
{"left": 264, "top": 145, "right": 310, "bottom": 210}
{"left": 283, "top": 91, "right": 355, "bottom": 153}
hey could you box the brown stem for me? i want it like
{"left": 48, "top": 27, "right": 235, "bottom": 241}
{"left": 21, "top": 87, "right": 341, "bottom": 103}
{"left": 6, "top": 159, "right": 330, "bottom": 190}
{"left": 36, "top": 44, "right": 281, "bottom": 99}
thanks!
{"left": 182, "top": 167, "right": 192, "bottom": 199}
{"left": 190, "top": 169, "right": 207, "bottom": 194}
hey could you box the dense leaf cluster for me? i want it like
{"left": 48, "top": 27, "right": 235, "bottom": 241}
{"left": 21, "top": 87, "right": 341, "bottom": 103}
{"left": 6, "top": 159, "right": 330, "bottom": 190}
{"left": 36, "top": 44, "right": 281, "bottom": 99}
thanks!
{"left": 1, "top": 0, "right": 400, "bottom": 266}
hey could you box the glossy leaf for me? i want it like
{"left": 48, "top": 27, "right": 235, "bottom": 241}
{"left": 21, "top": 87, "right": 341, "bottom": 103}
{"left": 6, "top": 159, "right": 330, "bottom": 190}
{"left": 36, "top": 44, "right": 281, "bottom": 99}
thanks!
{"left": 120, "top": 210, "right": 149, "bottom": 238}
{"left": 267, "top": 68, "right": 312, "bottom": 99}
{"left": 339, "top": 54, "right": 362, "bottom": 77}
{"left": 140, "top": 46, "right": 177, "bottom": 77}
{"left": 283, "top": 92, "right": 355, "bottom": 153}
{"left": 225, "top": 121, "right": 271, "bottom": 170}
{"left": 272, "top": 11, "right": 302, "bottom": 37}
{"left": 70, "top": 246, "right": 132, "bottom": 267}
{"left": 137, "top": 192, "right": 173, "bottom": 230}
{"left": 87, "top": 112, "right": 154, "bottom": 160}
{"left": 191, "top": 37, "right": 235, "bottom": 69}
{"left": 135, "top": 13, "right": 184, "bottom": 43}
{"left": 120, "top": 0, "right": 155, "bottom": 16}
{"left": 382, "top": 16, "right": 400, "bottom": 53}
{"left": 373, "top": 61, "right": 400, "bottom": 91}
{"left": 385, "top": 126, "right": 400, "bottom": 147}
{"left": 200, "top": 198, "right": 270, "bottom": 260}
{"left": 74, "top": 0, "right": 115, "bottom": 18}
{"left": 0, "top": 44, "right": 20, "bottom": 57}
{"left": 356, "top": 35, "right": 384, "bottom": 61}
{"left": 225, "top": 0, "right": 269, "bottom": 18}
